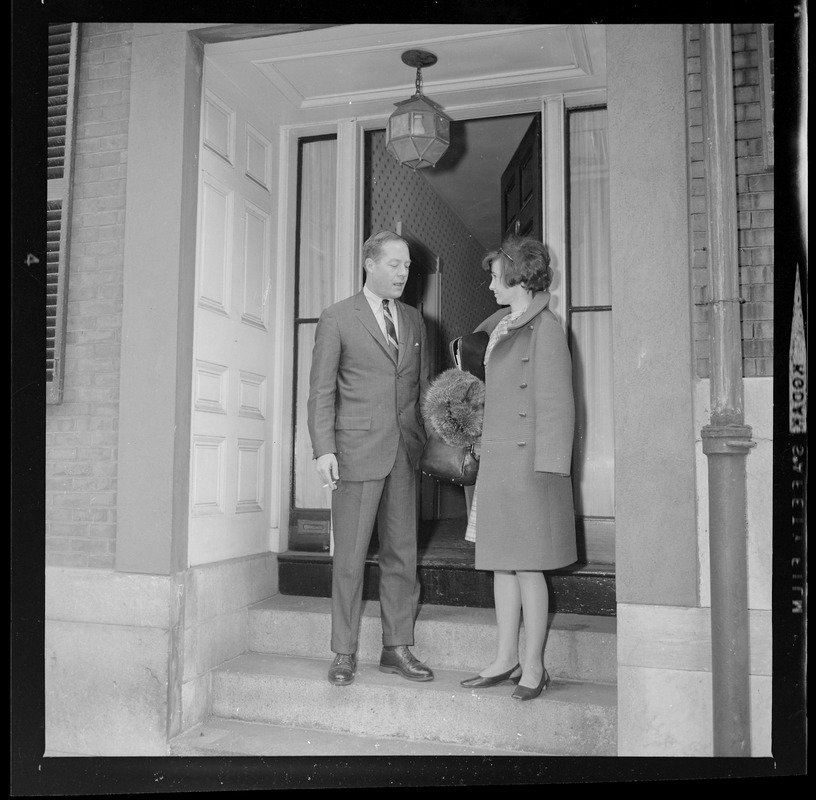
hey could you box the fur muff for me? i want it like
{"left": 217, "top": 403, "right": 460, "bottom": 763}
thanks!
{"left": 422, "top": 368, "right": 485, "bottom": 447}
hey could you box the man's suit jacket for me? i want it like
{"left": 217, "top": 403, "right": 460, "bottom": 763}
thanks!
{"left": 307, "top": 291, "right": 430, "bottom": 482}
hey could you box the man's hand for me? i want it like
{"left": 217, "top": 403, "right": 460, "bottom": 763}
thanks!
{"left": 315, "top": 453, "right": 340, "bottom": 490}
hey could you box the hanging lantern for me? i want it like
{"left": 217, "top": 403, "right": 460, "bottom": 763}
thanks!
{"left": 386, "top": 49, "right": 452, "bottom": 170}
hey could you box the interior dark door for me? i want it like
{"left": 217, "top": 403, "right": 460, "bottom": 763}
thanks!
{"left": 500, "top": 115, "right": 542, "bottom": 241}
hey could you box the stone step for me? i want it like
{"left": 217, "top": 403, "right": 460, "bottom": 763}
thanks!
{"left": 169, "top": 717, "right": 528, "bottom": 757}
{"left": 249, "top": 594, "right": 617, "bottom": 685}
{"left": 207, "top": 651, "right": 617, "bottom": 757}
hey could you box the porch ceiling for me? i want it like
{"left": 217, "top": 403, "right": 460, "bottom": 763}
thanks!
{"left": 205, "top": 23, "right": 607, "bottom": 251}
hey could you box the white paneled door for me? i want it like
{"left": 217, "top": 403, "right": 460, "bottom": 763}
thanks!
{"left": 189, "top": 62, "right": 280, "bottom": 565}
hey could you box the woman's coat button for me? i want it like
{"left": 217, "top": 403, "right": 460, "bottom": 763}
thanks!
{"left": 517, "top": 441, "right": 526, "bottom": 446}
{"left": 519, "top": 382, "right": 528, "bottom": 388}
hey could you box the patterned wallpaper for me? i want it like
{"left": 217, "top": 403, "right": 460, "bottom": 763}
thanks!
{"left": 366, "top": 130, "right": 497, "bottom": 371}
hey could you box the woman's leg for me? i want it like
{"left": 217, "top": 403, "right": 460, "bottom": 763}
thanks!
{"left": 478, "top": 570, "right": 522, "bottom": 676}
{"left": 516, "top": 570, "right": 549, "bottom": 688}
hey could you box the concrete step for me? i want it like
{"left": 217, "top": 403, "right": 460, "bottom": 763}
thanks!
{"left": 168, "top": 717, "right": 531, "bottom": 757}
{"left": 208, "top": 652, "right": 617, "bottom": 756}
{"left": 249, "top": 594, "right": 617, "bottom": 685}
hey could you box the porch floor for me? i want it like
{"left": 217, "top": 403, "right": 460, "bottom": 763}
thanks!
{"left": 416, "top": 516, "right": 477, "bottom": 567}
{"left": 279, "top": 517, "right": 616, "bottom": 615}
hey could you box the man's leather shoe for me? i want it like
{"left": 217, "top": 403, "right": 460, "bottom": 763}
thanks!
{"left": 328, "top": 653, "right": 356, "bottom": 686}
{"left": 378, "top": 645, "right": 434, "bottom": 682}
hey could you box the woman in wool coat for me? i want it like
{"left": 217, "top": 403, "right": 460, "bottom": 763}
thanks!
{"left": 460, "top": 235, "right": 577, "bottom": 701}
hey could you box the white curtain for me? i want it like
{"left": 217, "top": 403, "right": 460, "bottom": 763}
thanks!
{"left": 568, "top": 109, "right": 614, "bottom": 519}
{"left": 294, "top": 139, "right": 337, "bottom": 509}
{"left": 298, "top": 139, "right": 337, "bottom": 318}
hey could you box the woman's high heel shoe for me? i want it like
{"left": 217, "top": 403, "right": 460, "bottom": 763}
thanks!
{"left": 460, "top": 663, "right": 522, "bottom": 688}
{"left": 511, "top": 668, "right": 551, "bottom": 701}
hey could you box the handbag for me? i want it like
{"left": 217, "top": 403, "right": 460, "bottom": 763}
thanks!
{"left": 449, "top": 330, "right": 489, "bottom": 381}
{"left": 420, "top": 430, "right": 479, "bottom": 486}
{"left": 420, "top": 361, "right": 485, "bottom": 486}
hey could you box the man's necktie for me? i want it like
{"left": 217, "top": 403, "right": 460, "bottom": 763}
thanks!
{"left": 382, "top": 299, "right": 399, "bottom": 354}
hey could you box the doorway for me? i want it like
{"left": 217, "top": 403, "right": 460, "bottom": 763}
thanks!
{"left": 362, "top": 116, "right": 540, "bottom": 559}
{"left": 197, "top": 23, "right": 615, "bottom": 610}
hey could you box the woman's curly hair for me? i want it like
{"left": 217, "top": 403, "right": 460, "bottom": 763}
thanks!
{"left": 481, "top": 234, "right": 552, "bottom": 294}
{"left": 421, "top": 368, "right": 485, "bottom": 448}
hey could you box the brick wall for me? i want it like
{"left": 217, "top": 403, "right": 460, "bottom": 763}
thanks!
{"left": 686, "top": 23, "right": 775, "bottom": 379}
{"left": 45, "top": 23, "right": 133, "bottom": 568}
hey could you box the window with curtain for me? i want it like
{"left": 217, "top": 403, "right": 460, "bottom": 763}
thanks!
{"left": 290, "top": 136, "right": 337, "bottom": 548}
{"left": 567, "top": 107, "right": 614, "bottom": 562}
{"left": 47, "top": 23, "right": 79, "bottom": 404}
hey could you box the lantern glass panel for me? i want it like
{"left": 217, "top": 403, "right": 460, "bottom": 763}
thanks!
{"left": 390, "top": 113, "right": 410, "bottom": 138}
{"left": 423, "top": 139, "right": 449, "bottom": 163}
{"left": 411, "top": 112, "right": 429, "bottom": 135}
{"left": 436, "top": 116, "right": 450, "bottom": 139}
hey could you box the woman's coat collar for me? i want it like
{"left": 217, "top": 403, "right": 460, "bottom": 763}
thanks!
{"left": 506, "top": 291, "right": 552, "bottom": 330}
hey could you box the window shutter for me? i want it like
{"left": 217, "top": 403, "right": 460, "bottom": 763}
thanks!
{"left": 48, "top": 23, "right": 72, "bottom": 180}
{"left": 46, "top": 200, "right": 63, "bottom": 383}
{"left": 759, "top": 23, "right": 774, "bottom": 168}
{"left": 46, "top": 23, "right": 78, "bottom": 403}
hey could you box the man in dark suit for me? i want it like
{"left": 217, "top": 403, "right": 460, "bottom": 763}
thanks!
{"left": 307, "top": 230, "right": 434, "bottom": 686}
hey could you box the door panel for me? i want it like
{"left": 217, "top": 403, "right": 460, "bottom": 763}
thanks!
{"left": 189, "top": 63, "right": 279, "bottom": 566}
{"left": 501, "top": 115, "right": 542, "bottom": 241}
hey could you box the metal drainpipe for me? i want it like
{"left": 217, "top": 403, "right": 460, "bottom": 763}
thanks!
{"left": 699, "top": 23, "right": 757, "bottom": 757}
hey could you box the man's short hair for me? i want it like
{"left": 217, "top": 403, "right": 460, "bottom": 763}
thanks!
{"left": 363, "top": 230, "right": 408, "bottom": 264}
